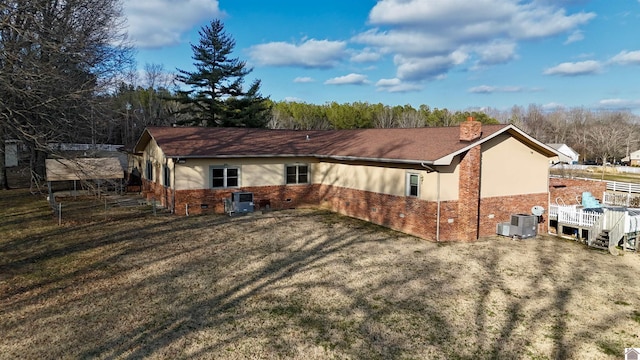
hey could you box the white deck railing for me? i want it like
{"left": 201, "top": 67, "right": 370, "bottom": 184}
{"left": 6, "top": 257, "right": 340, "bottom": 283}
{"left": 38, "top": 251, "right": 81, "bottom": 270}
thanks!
{"left": 551, "top": 205, "right": 602, "bottom": 227}
{"left": 551, "top": 204, "right": 640, "bottom": 233}
{"left": 603, "top": 192, "right": 640, "bottom": 207}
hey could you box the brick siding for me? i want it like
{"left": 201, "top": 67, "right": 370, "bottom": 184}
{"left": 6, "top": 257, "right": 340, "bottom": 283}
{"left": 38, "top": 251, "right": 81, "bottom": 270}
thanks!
{"left": 457, "top": 145, "right": 481, "bottom": 241}
{"left": 459, "top": 120, "right": 482, "bottom": 142}
{"left": 549, "top": 177, "right": 606, "bottom": 206}
{"left": 138, "top": 161, "right": 580, "bottom": 242}
{"left": 479, "top": 193, "right": 549, "bottom": 236}
{"left": 172, "top": 184, "right": 321, "bottom": 216}
{"left": 141, "top": 179, "right": 173, "bottom": 209}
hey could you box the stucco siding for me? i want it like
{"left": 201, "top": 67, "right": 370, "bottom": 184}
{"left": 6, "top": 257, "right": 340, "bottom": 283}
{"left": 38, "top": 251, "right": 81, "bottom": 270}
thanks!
{"left": 429, "top": 160, "right": 459, "bottom": 202}
{"left": 173, "top": 157, "right": 319, "bottom": 190}
{"left": 142, "top": 138, "right": 167, "bottom": 186}
{"left": 481, "top": 133, "right": 549, "bottom": 198}
{"left": 314, "top": 161, "right": 459, "bottom": 201}
{"left": 314, "top": 162, "right": 408, "bottom": 196}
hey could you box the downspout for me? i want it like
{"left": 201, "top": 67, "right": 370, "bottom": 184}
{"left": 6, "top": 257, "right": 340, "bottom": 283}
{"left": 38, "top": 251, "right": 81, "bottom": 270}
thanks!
{"left": 436, "top": 171, "right": 441, "bottom": 242}
{"left": 547, "top": 166, "right": 551, "bottom": 234}
{"left": 171, "top": 158, "right": 176, "bottom": 214}
{"left": 164, "top": 157, "right": 169, "bottom": 211}
{"left": 421, "top": 163, "right": 440, "bottom": 242}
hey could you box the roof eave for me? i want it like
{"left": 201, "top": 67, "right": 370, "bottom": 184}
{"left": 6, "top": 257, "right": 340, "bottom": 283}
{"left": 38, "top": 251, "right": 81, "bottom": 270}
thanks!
{"left": 432, "top": 124, "right": 560, "bottom": 165}
{"left": 133, "top": 128, "right": 153, "bottom": 154}
{"left": 168, "top": 153, "right": 434, "bottom": 165}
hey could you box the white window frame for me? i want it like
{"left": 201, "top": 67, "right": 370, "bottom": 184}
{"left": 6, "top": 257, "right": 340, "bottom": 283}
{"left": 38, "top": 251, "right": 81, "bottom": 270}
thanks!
{"left": 211, "top": 165, "right": 240, "bottom": 188}
{"left": 285, "top": 164, "right": 309, "bottom": 184}
{"left": 406, "top": 172, "right": 420, "bottom": 197}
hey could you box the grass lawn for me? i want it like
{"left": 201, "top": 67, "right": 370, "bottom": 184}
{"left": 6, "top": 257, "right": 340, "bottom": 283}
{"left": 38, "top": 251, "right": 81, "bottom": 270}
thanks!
{"left": 1, "top": 189, "right": 640, "bottom": 359}
{"left": 550, "top": 166, "right": 640, "bottom": 183}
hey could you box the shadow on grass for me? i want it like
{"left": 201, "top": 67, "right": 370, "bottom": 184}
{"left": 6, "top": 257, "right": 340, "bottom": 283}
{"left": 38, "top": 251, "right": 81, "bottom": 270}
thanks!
{"left": 1, "top": 189, "right": 638, "bottom": 359}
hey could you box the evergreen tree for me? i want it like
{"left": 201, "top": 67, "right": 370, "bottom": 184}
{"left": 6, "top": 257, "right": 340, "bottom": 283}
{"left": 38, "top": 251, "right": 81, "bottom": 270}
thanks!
{"left": 175, "top": 19, "right": 269, "bottom": 127}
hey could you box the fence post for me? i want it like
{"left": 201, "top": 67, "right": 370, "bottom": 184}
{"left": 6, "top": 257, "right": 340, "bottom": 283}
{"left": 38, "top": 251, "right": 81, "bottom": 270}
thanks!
{"left": 58, "top": 203, "right": 62, "bottom": 226}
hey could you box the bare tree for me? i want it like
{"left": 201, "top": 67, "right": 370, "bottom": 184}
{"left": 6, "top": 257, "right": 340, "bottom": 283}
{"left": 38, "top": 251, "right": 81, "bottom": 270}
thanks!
{"left": 397, "top": 109, "right": 423, "bottom": 128}
{"left": 587, "top": 113, "right": 631, "bottom": 164}
{"left": 0, "top": 0, "right": 133, "bottom": 187}
{"left": 373, "top": 105, "right": 396, "bottom": 128}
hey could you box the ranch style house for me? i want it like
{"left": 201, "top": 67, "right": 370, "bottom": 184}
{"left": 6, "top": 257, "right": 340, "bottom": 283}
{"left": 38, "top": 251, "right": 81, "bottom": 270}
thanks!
{"left": 130, "top": 119, "right": 558, "bottom": 241}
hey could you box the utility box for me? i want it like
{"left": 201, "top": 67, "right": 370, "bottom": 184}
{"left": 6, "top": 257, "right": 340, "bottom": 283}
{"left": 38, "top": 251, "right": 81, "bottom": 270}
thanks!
{"left": 509, "top": 214, "right": 537, "bottom": 238}
{"left": 496, "top": 222, "right": 511, "bottom": 236}
{"left": 231, "top": 192, "right": 254, "bottom": 214}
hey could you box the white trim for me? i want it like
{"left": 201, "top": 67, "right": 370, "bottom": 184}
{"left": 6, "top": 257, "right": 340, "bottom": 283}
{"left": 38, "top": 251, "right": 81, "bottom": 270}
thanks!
{"left": 285, "top": 163, "right": 310, "bottom": 185}
{"left": 433, "top": 124, "right": 560, "bottom": 165}
{"left": 210, "top": 165, "right": 241, "bottom": 189}
{"left": 406, "top": 172, "right": 420, "bottom": 197}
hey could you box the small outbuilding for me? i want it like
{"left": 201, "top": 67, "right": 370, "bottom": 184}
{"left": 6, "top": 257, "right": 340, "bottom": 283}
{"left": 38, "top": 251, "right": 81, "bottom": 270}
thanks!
{"left": 547, "top": 143, "right": 579, "bottom": 164}
{"left": 45, "top": 157, "right": 124, "bottom": 198}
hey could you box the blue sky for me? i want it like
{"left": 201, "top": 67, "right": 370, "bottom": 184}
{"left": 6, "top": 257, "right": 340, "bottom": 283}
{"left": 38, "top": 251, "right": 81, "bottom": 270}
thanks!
{"left": 123, "top": 0, "right": 640, "bottom": 114}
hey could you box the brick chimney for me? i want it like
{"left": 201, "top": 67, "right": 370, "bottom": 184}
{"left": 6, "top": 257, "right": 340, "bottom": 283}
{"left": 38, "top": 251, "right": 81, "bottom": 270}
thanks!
{"left": 459, "top": 116, "right": 482, "bottom": 142}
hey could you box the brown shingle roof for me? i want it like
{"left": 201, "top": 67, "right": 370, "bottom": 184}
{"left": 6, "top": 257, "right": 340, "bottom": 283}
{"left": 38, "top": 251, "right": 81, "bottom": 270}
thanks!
{"left": 135, "top": 124, "right": 516, "bottom": 164}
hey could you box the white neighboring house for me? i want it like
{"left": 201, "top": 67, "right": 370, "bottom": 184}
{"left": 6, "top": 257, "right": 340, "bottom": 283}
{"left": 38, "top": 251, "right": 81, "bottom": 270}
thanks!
{"left": 621, "top": 150, "right": 640, "bottom": 166}
{"left": 547, "top": 143, "right": 579, "bottom": 164}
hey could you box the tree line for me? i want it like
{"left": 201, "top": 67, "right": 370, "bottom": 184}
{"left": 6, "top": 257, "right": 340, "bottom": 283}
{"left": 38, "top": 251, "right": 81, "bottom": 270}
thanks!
{"left": 485, "top": 105, "right": 640, "bottom": 164}
{"left": 48, "top": 81, "right": 640, "bottom": 166}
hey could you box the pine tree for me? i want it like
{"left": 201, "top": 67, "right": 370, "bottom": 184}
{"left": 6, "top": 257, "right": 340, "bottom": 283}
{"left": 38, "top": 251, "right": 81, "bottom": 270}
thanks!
{"left": 175, "top": 19, "right": 269, "bottom": 127}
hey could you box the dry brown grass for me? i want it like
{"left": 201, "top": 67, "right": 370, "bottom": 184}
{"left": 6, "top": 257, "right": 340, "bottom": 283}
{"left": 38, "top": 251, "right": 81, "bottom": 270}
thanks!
{"left": 1, "top": 188, "right": 640, "bottom": 359}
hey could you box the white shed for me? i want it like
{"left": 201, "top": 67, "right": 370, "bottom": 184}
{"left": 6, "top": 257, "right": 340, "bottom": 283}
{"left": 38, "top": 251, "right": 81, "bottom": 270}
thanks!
{"left": 547, "top": 143, "right": 580, "bottom": 164}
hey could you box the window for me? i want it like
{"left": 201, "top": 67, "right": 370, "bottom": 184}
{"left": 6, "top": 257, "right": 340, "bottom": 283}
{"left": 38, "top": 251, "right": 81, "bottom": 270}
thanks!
{"left": 211, "top": 166, "right": 239, "bottom": 188}
{"left": 146, "top": 160, "right": 153, "bottom": 181}
{"left": 407, "top": 173, "right": 420, "bottom": 197}
{"left": 163, "top": 165, "right": 170, "bottom": 187}
{"left": 286, "top": 164, "right": 309, "bottom": 184}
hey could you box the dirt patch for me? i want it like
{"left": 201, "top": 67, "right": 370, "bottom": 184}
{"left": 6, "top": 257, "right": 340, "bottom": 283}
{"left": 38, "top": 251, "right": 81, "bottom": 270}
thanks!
{"left": 1, "top": 189, "right": 639, "bottom": 359}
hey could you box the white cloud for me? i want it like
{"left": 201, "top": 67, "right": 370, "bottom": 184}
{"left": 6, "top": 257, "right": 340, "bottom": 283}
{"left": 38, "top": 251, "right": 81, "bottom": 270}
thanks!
{"left": 350, "top": 49, "right": 382, "bottom": 63}
{"left": 249, "top": 39, "right": 347, "bottom": 68}
{"left": 123, "top": 0, "right": 222, "bottom": 48}
{"left": 368, "top": 0, "right": 518, "bottom": 27}
{"left": 474, "top": 40, "right": 518, "bottom": 65}
{"left": 293, "top": 77, "right": 315, "bottom": 83}
{"left": 283, "top": 97, "right": 306, "bottom": 103}
{"left": 598, "top": 98, "right": 640, "bottom": 109}
{"left": 375, "top": 78, "right": 423, "bottom": 93}
{"left": 352, "top": 29, "right": 458, "bottom": 57}
{"left": 395, "top": 51, "right": 467, "bottom": 81}
{"left": 542, "top": 102, "right": 566, "bottom": 111}
{"left": 468, "top": 85, "right": 524, "bottom": 94}
{"left": 324, "top": 73, "right": 370, "bottom": 85}
{"left": 610, "top": 50, "right": 640, "bottom": 65}
{"left": 564, "top": 30, "right": 584, "bottom": 44}
{"left": 508, "top": 4, "right": 595, "bottom": 39}
{"left": 352, "top": 0, "right": 596, "bottom": 82}
{"left": 543, "top": 60, "right": 602, "bottom": 76}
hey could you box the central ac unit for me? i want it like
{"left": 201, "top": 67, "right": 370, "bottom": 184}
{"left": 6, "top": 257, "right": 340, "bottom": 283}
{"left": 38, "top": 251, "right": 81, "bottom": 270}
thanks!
{"left": 230, "top": 192, "right": 254, "bottom": 214}
{"left": 509, "top": 214, "right": 537, "bottom": 238}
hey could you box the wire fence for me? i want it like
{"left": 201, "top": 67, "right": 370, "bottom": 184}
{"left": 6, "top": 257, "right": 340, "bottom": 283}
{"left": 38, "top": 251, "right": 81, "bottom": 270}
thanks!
{"left": 48, "top": 192, "right": 163, "bottom": 225}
